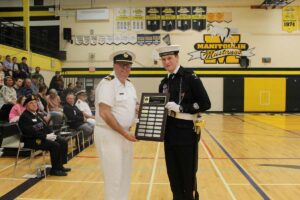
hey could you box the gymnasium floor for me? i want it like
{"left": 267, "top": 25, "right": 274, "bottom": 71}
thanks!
{"left": 1, "top": 113, "right": 300, "bottom": 200}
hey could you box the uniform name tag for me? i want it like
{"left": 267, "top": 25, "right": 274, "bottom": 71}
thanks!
{"left": 32, "top": 119, "right": 37, "bottom": 122}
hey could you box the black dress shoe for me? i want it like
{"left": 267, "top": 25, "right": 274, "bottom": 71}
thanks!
{"left": 61, "top": 167, "right": 71, "bottom": 172}
{"left": 50, "top": 169, "right": 67, "bottom": 176}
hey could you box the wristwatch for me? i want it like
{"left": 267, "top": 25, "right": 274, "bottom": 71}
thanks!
{"left": 179, "top": 105, "right": 183, "bottom": 112}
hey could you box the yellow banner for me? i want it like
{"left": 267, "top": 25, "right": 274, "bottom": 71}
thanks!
{"left": 282, "top": 6, "right": 298, "bottom": 33}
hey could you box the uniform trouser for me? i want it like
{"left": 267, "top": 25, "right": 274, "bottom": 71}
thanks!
{"left": 164, "top": 143, "right": 197, "bottom": 200}
{"left": 94, "top": 125, "right": 133, "bottom": 200}
{"left": 27, "top": 136, "right": 68, "bottom": 170}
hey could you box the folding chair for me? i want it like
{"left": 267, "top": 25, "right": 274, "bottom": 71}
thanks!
{"left": 7, "top": 123, "right": 48, "bottom": 177}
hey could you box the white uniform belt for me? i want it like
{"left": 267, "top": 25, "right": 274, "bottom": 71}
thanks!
{"left": 168, "top": 111, "right": 198, "bottom": 121}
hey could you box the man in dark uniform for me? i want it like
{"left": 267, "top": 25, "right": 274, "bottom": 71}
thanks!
{"left": 157, "top": 45, "right": 211, "bottom": 200}
{"left": 18, "top": 95, "right": 70, "bottom": 176}
{"left": 63, "top": 93, "right": 93, "bottom": 139}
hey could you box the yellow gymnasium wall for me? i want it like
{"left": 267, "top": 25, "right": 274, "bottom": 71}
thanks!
{"left": 0, "top": 44, "right": 61, "bottom": 72}
{"left": 244, "top": 78, "right": 286, "bottom": 112}
{"left": 0, "top": 44, "right": 61, "bottom": 85}
{"left": 59, "top": 0, "right": 300, "bottom": 69}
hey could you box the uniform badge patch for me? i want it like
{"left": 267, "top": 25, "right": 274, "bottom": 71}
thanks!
{"left": 162, "top": 84, "right": 168, "bottom": 93}
{"left": 193, "top": 103, "right": 200, "bottom": 110}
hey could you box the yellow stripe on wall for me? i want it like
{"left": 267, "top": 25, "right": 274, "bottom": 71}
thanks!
{"left": 0, "top": 44, "right": 61, "bottom": 72}
{"left": 244, "top": 78, "right": 286, "bottom": 112}
{"left": 0, "top": 11, "right": 55, "bottom": 17}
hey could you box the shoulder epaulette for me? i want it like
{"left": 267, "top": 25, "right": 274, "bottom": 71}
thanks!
{"left": 104, "top": 75, "right": 115, "bottom": 81}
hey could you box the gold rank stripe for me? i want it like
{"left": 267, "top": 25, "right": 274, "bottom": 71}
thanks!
{"left": 0, "top": 11, "right": 55, "bottom": 17}
{"left": 62, "top": 69, "right": 300, "bottom": 76}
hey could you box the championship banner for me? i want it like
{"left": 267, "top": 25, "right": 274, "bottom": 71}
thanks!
{"left": 161, "top": 7, "right": 176, "bottom": 31}
{"left": 192, "top": 6, "right": 207, "bottom": 32}
{"left": 115, "top": 8, "right": 131, "bottom": 31}
{"left": 298, "top": 6, "right": 300, "bottom": 31}
{"left": 176, "top": 6, "right": 192, "bottom": 31}
{"left": 282, "top": 6, "right": 298, "bottom": 33}
{"left": 90, "top": 35, "right": 97, "bottom": 45}
{"left": 131, "top": 8, "right": 145, "bottom": 31}
{"left": 105, "top": 35, "right": 114, "bottom": 45}
{"left": 98, "top": 35, "right": 106, "bottom": 45}
{"left": 146, "top": 7, "right": 161, "bottom": 32}
{"left": 114, "top": 35, "right": 122, "bottom": 45}
{"left": 83, "top": 36, "right": 90, "bottom": 45}
{"left": 127, "top": 34, "right": 137, "bottom": 44}
{"left": 137, "top": 34, "right": 161, "bottom": 45}
{"left": 75, "top": 35, "right": 83, "bottom": 45}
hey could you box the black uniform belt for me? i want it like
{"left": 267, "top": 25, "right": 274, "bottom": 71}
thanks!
{"left": 168, "top": 111, "right": 198, "bottom": 121}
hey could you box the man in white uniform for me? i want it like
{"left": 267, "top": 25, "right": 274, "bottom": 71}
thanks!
{"left": 75, "top": 90, "right": 95, "bottom": 127}
{"left": 94, "top": 50, "right": 138, "bottom": 200}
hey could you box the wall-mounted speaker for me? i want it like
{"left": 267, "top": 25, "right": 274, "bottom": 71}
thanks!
{"left": 34, "top": 0, "right": 44, "bottom": 6}
{"left": 58, "top": 51, "right": 66, "bottom": 61}
{"left": 239, "top": 56, "right": 249, "bottom": 68}
{"left": 63, "top": 28, "right": 72, "bottom": 41}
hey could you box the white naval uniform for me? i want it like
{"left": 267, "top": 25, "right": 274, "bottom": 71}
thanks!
{"left": 94, "top": 74, "right": 137, "bottom": 200}
{"left": 75, "top": 99, "right": 95, "bottom": 126}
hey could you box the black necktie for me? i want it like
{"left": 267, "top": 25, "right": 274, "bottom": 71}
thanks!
{"left": 169, "top": 73, "right": 175, "bottom": 80}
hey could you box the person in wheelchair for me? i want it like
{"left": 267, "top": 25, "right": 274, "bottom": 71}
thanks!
{"left": 18, "top": 95, "right": 71, "bottom": 176}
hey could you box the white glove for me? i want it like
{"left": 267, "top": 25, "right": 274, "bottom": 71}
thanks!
{"left": 46, "top": 133, "right": 57, "bottom": 141}
{"left": 165, "top": 102, "right": 180, "bottom": 113}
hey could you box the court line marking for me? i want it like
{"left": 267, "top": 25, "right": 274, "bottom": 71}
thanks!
{"left": 146, "top": 142, "right": 160, "bottom": 200}
{"left": 229, "top": 183, "right": 300, "bottom": 186}
{"left": 204, "top": 128, "right": 272, "bottom": 200}
{"left": 75, "top": 155, "right": 300, "bottom": 160}
{"left": 4, "top": 177, "right": 299, "bottom": 187}
{"left": 17, "top": 198, "right": 60, "bottom": 200}
{"left": 200, "top": 140, "right": 237, "bottom": 200}
{"left": 232, "top": 115, "right": 300, "bottom": 137}
{"left": 201, "top": 139, "right": 215, "bottom": 158}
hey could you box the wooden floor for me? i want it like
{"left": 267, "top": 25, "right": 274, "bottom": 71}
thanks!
{"left": 1, "top": 114, "right": 300, "bottom": 200}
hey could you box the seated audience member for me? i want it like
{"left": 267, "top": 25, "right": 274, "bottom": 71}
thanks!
{"left": 87, "top": 88, "right": 95, "bottom": 109}
{"left": 14, "top": 78, "right": 24, "bottom": 98}
{"left": 0, "top": 76, "right": 17, "bottom": 121}
{"left": 49, "top": 71, "right": 64, "bottom": 96}
{"left": 63, "top": 93, "right": 93, "bottom": 139}
{"left": 21, "top": 78, "right": 33, "bottom": 97}
{"left": 0, "top": 63, "right": 5, "bottom": 87}
{"left": 73, "top": 81, "right": 83, "bottom": 94}
{"left": 9, "top": 95, "right": 25, "bottom": 123}
{"left": 46, "top": 89, "right": 63, "bottom": 126}
{"left": 61, "top": 82, "right": 75, "bottom": 105}
{"left": 31, "top": 66, "right": 44, "bottom": 87}
{"left": 12, "top": 56, "right": 21, "bottom": 80}
{"left": 75, "top": 90, "right": 95, "bottom": 127}
{"left": 18, "top": 57, "right": 30, "bottom": 79}
{"left": 49, "top": 71, "right": 60, "bottom": 90}
{"left": 2, "top": 55, "right": 13, "bottom": 76}
{"left": 31, "top": 77, "right": 39, "bottom": 94}
{"left": 37, "top": 85, "right": 48, "bottom": 115}
{"left": 18, "top": 95, "right": 70, "bottom": 176}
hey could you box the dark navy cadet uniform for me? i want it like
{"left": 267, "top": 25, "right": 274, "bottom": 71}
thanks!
{"left": 159, "top": 66, "right": 211, "bottom": 200}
